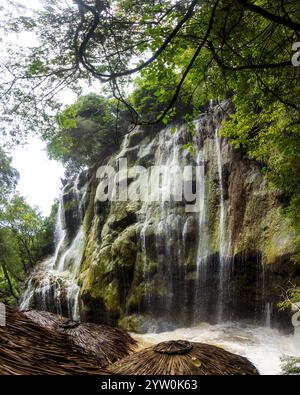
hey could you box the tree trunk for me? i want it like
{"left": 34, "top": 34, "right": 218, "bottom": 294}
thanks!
{"left": 1, "top": 261, "right": 18, "bottom": 300}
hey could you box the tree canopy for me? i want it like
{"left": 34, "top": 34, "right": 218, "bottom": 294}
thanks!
{"left": 0, "top": 147, "right": 19, "bottom": 204}
{"left": 1, "top": 0, "right": 299, "bottom": 137}
{"left": 0, "top": 148, "right": 56, "bottom": 304}
{"left": 45, "top": 93, "right": 129, "bottom": 173}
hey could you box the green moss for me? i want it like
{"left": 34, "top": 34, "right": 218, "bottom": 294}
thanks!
{"left": 150, "top": 276, "right": 169, "bottom": 297}
{"left": 185, "top": 270, "right": 198, "bottom": 281}
{"left": 263, "top": 207, "right": 297, "bottom": 264}
{"left": 107, "top": 201, "right": 137, "bottom": 230}
{"left": 80, "top": 245, "right": 113, "bottom": 298}
{"left": 208, "top": 198, "right": 221, "bottom": 254}
{"left": 230, "top": 186, "right": 296, "bottom": 262}
{"left": 118, "top": 314, "right": 142, "bottom": 332}
{"left": 133, "top": 251, "right": 158, "bottom": 283}
{"left": 103, "top": 279, "right": 120, "bottom": 314}
{"left": 111, "top": 225, "right": 137, "bottom": 271}
{"left": 83, "top": 181, "right": 97, "bottom": 233}
{"left": 63, "top": 198, "right": 77, "bottom": 213}
{"left": 126, "top": 282, "right": 147, "bottom": 312}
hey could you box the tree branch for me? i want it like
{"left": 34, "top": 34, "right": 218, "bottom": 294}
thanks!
{"left": 206, "top": 41, "right": 291, "bottom": 70}
{"left": 238, "top": 0, "right": 300, "bottom": 31}
{"left": 75, "top": 0, "right": 200, "bottom": 80}
{"left": 142, "top": 0, "right": 220, "bottom": 125}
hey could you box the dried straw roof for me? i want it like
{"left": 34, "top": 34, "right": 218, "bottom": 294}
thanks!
{"left": 110, "top": 339, "right": 259, "bottom": 375}
{"left": 24, "top": 310, "right": 136, "bottom": 365}
{"left": 0, "top": 307, "right": 112, "bottom": 375}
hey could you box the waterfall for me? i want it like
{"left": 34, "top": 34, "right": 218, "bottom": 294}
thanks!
{"left": 215, "top": 127, "right": 226, "bottom": 259}
{"left": 135, "top": 117, "right": 246, "bottom": 328}
{"left": 137, "top": 124, "right": 188, "bottom": 323}
{"left": 19, "top": 277, "right": 34, "bottom": 312}
{"left": 133, "top": 106, "right": 271, "bottom": 327}
{"left": 19, "top": 172, "right": 88, "bottom": 321}
{"left": 20, "top": 102, "right": 281, "bottom": 330}
{"left": 215, "top": 127, "right": 231, "bottom": 322}
{"left": 195, "top": 148, "right": 207, "bottom": 272}
{"left": 140, "top": 217, "right": 152, "bottom": 310}
{"left": 193, "top": 119, "right": 210, "bottom": 323}
{"left": 52, "top": 195, "right": 67, "bottom": 265}
{"left": 265, "top": 302, "right": 272, "bottom": 328}
{"left": 56, "top": 225, "right": 85, "bottom": 274}
{"left": 155, "top": 128, "right": 184, "bottom": 316}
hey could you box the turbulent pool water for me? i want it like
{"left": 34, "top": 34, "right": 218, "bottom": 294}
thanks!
{"left": 134, "top": 323, "right": 300, "bottom": 375}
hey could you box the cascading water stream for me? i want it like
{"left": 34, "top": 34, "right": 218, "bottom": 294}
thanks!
{"left": 19, "top": 277, "right": 34, "bottom": 312}
{"left": 195, "top": 148, "right": 206, "bottom": 273}
{"left": 215, "top": 126, "right": 230, "bottom": 321}
{"left": 140, "top": 215, "right": 152, "bottom": 311}
{"left": 138, "top": 125, "right": 189, "bottom": 321}
{"left": 192, "top": 118, "right": 210, "bottom": 322}
{"left": 193, "top": 154, "right": 208, "bottom": 320}
{"left": 52, "top": 195, "right": 67, "bottom": 265}
{"left": 157, "top": 128, "right": 182, "bottom": 314}
{"left": 134, "top": 109, "right": 271, "bottom": 327}
{"left": 20, "top": 172, "right": 87, "bottom": 321}
{"left": 215, "top": 127, "right": 226, "bottom": 259}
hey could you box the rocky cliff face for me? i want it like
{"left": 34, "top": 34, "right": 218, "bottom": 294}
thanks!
{"left": 77, "top": 103, "right": 297, "bottom": 331}
{"left": 21, "top": 103, "right": 299, "bottom": 332}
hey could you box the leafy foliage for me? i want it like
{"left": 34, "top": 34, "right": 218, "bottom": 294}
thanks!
{"left": 278, "top": 286, "right": 300, "bottom": 312}
{"left": 131, "top": 75, "right": 193, "bottom": 124}
{"left": 222, "top": 100, "right": 300, "bottom": 216}
{"left": 0, "top": 148, "right": 56, "bottom": 304}
{"left": 281, "top": 356, "right": 300, "bottom": 375}
{"left": 44, "top": 94, "right": 129, "bottom": 174}
{"left": 0, "top": 147, "right": 19, "bottom": 204}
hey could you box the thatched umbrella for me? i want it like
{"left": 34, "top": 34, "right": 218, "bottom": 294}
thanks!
{"left": 0, "top": 307, "right": 112, "bottom": 375}
{"left": 110, "top": 339, "right": 259, "bottom": 375}
{"left": 23, "top": 310, "right": 136, "bottom": 365}
{"left": 23, "top": 309, "right": 66, "bottom": 330}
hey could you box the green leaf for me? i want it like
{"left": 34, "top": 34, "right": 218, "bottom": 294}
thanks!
{"left": 191, "top": 357, "right": 202, "bottom": 368}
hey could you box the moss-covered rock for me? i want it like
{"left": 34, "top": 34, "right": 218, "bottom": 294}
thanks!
{"left": 63, "top": 191, "right": 80, "bottom": 239}
{"left": 111, "top": 225, "right": 138, "bottom": 271}
{"left": 118, "top": 314, "right": 144, "bottom": 332}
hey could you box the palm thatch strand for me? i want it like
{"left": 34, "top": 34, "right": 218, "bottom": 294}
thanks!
{"left": 110, "top": 340, "right": 259, "bottom": 375}
{"left": 24, "top": 310, "right": 136, "bottom": 365}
